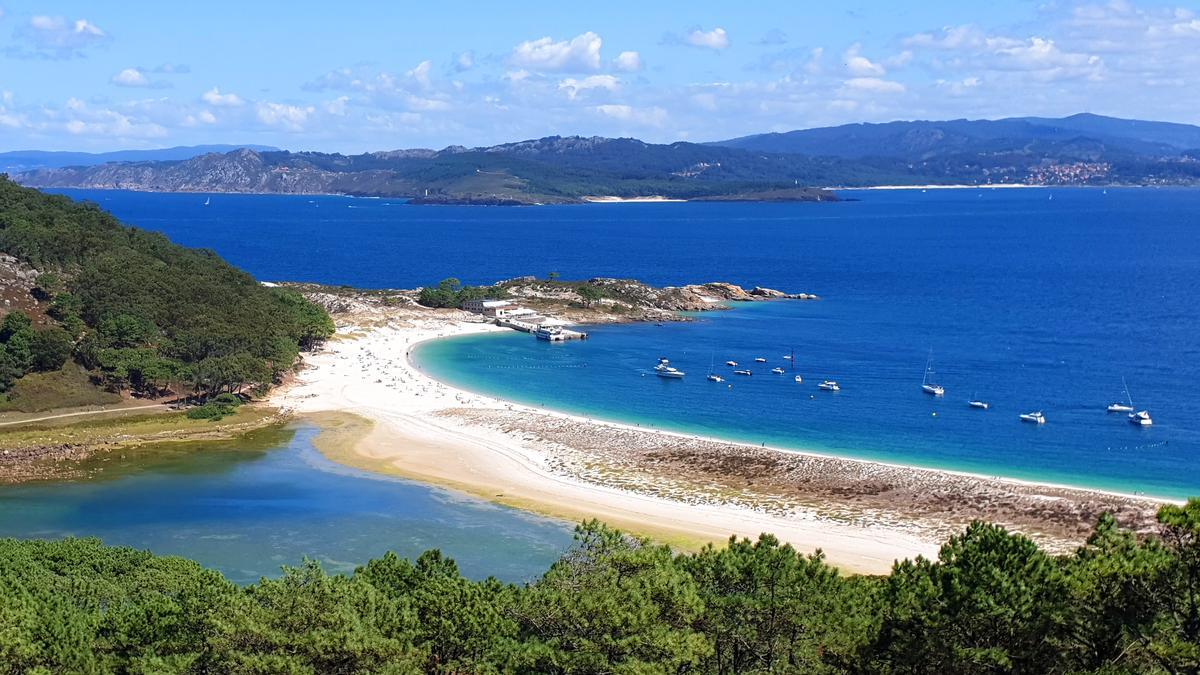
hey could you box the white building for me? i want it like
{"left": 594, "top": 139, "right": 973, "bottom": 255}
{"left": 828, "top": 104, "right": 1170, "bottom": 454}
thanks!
{"left": 462, "top": 299, "right": 512, "bottom": 314}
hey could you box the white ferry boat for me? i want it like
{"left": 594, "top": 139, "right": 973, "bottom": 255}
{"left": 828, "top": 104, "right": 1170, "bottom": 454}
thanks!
{"left": 534, "top": 326, "right": 567, "bottom": 341}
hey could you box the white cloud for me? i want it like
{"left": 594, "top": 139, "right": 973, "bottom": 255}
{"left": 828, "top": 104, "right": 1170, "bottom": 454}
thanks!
{"left": 511, "top": 32, "right": 603, "bottom": 72}
{"left": 54, "top": 98, "right": 168, "bottom": 139}
{"left": 558, "top": 74, "right": 619, "bottom": 100}
{"left": 407, "top": 60, "right": 433, "bottom": 88}
{"left": 110, "top": 67, "right": 172, "bottom": 89}
{"left": 455, "top": 51, "right": 474, "bottom": 72}
{"left": 325, "top": 96, "right": 350, "bottom": 116}
{"left": 614, "top": 50, "right": 642, "bottom": 72}
{"left": 685, "top": 27, "right": 730, "bottom": 50}
{"left": 202, "top": 87, "right": 245, "bottom": 107}
{"left": 256, "top": 101, "right": 316, "bottom": 131}
{"left": 844, "top": 44, "right": 886, "bottom": 77}
{"left": 17, "top": 15, "right": 107, "bottom": 57}
{"left": 594, "top": 103, "right": 668, "bottom": 126}
{"left": 111, "top": 68, "right": 149, "bottom": 87}
{"left": 840, "top": 77, "right": 907, "bottom": 94}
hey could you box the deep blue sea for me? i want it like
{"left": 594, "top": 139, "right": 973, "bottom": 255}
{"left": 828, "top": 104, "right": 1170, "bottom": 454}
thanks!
{"left": 53, "top": 188, "right": 1200, "bottom": 499}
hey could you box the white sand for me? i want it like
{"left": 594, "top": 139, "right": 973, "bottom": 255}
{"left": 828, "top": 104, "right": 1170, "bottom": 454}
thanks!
{"left": 271, "top": 315, "right": 942, "bottom": 573}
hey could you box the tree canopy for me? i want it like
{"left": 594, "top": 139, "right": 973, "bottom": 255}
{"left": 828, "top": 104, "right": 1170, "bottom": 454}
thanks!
{"left": 0, "top": 177, "right": 333, "bottom": 397}
{"left": 2, "top": 502, "right": 1199, "bottom": 673}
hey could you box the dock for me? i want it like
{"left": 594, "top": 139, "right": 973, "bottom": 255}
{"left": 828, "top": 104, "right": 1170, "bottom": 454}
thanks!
{"left": 497, "top": 317, "right": 589, "bottom": 340}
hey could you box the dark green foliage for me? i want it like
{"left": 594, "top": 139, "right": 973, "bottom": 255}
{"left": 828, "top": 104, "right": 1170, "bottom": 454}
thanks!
{"left": 28, "top": 326, "right": 73, "bottom": 371}
{"left": 0, "top": 177, "right": 334, "bottom": 396}
{"left": 417, "top": 277, "right": 507, "bottom": 309}
{"left": 3, "top": 504, "right": 1200, "bottom": 673}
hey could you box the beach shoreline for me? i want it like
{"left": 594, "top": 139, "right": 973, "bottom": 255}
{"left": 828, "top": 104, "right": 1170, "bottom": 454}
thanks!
{"left": 269, "top": 299, "right": 1168, "bottom": 573}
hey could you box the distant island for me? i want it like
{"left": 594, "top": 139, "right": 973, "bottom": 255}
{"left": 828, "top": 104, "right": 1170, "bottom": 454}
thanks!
{"left": 14, "top": 113, "right": 1200, "bottom": 205}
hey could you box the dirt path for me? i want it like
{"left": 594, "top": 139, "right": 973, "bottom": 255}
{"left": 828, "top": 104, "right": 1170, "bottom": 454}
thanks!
{"left": 0, "top": 403, "right": 169, "bottom": 428}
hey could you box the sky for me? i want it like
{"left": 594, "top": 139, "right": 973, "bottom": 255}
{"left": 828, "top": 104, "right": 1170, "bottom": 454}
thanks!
{"left": 1, "top": 0, "right": 1199, "bottom": 153}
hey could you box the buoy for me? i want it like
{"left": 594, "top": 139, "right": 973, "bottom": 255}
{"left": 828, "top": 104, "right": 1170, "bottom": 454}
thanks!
{"left": 932, "top": 412, "right": 938, "bottom": 417}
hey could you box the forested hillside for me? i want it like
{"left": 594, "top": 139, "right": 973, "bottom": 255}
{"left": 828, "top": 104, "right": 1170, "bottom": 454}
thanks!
{"left": 2, "top": 502, "right": 1198, "bottom": 673}
{"left": 0, "top": 177, "right": 333, "bottom": 401}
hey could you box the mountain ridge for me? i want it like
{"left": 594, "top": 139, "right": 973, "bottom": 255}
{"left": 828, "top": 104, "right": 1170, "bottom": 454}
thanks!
{"left": 13, "top": 114, "right": 1200, "bottom": 203}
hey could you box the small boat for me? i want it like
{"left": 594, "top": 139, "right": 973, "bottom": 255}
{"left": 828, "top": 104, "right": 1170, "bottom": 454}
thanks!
{"left": 534, "top": 326, "right": 567, "bottom": 341}
{"left": 705, "top": 354, "right": 724, "bottom": 383}
{"left": 203, "top": 196, "right": 211, "bottom": 206}
{"left": 794, "top": 375, "right": 803, "bottom": 383}
{"left": 968, "top": 399, "right": 989, "bottom": 410}
{"left": 734, "top": 369, "right": 753, "bottom": 376}
{"left": 818, "top": 380, "right": 840, "bottom": 391}
{"left": 1128, "top": 410, "right": 1153, "bottom": 426}
{"left": 782, "top": 354, "right": 792, "bottom": 360}
{"left": 656, "top": 367, "right": 685, "bottom": 379}
{"left": 754, "top": 357, "right": 767, "bottom": 363}
{"left": 921, "top": 351, "right": 944, "bottom": 396}
{"left": 726, "top": 360, "right": 738, "bottom": 367}
{"left": 1019, "top": 411, "right": 1046, "bottom": 424}
{"left": 1107, "top": 377, "right": 1135, "bottom": 413}
{"left": 771, "top": 367, "right": 785, "bottom": 374}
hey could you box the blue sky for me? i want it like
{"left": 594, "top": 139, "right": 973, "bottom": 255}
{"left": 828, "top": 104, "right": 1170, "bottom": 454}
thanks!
{"left": 1, "top": 0, "right": 1199, "bottom": 152}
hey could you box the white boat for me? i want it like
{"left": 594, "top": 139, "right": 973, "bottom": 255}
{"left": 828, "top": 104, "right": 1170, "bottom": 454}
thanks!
{"left": 1129, "top": 410, "right": 1153, "bottom": 426}
{"left": 1020, "top": 411, "right": 1046, "bottom": 424}
{"left": 818, "top": 380, "right": 840, "bottom": 391}
{"left": 782, "top": 354, "right": 792, "bottom": 360}
{"left": 922, "top": 351, "right": 944, "bottom": 396}
{"left": 656, "top": 367, "right": 685, "bottom": 379}
{"left": 968, "top": 399, "right": 989, "bottom": 410}
{"left": 203, "top": 196, "right": 211, "bottom": 206}
{"left": 534, "top": 326, "right": 567, "bottom": 341}
{"left": 733, "top": 369, "right": 753, "bottom": 376}
{"left": 1107, "top": 377, "right": 1135, "bottom": 413}
{"left": 705, "top": 354, "right": 724, "bottom": 382}
{"left": 794, "top": 375, "right": 803, "bottom": 383}
{"left": 754, "top": 357, "right": 767, "bottom": 363}
{"left": 771, "top": 367, "right": 785, "bottom": 374}
{"left": 726, "top": 360, "right": 738, "bottom": 367}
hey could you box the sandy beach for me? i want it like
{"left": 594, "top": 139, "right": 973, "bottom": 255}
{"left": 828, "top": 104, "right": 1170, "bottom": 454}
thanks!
{"left": 271, "top": 300, "right": 1165, "bottom": 574}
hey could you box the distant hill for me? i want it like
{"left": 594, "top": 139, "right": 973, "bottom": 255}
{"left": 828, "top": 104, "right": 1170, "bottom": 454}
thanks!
{"left": 13, "top": 114, "right": 1200, "bottom": 201}
{"left": 711, "top": 113, "right": 1200, "bottom": 159}
{"left": 0, "top": 145, "right": 279, "bottom": 173}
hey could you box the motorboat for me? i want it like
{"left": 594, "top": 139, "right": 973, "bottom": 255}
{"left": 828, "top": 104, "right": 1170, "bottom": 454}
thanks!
{"left": 707, "top": 374, "right": 725, "bottom": 383}
{"left": 794, "top": 375, "right": 803, "bottom": 383}
{"left": 1019, "top": 411, "right": 1046, "bottom": 424}
{"left": 734, "top": 369, "right": 753, "bottom": 376}
{"left": 754, "top": 357, "right": 767, "bottom": 363}
{"left": 968, "top": 399, "right": 989, "bottom": 410}
{"left": 726, "top": 360, "right": 738, "bottom": 367}
{"left": 1128, "top": 410, "right": 1153, "bottom": 426}
{"left": 818, "top": 380, "right": 840, "bottom": 391}
{"left": 771, "top": 367, "right": 785, "bottom": 374}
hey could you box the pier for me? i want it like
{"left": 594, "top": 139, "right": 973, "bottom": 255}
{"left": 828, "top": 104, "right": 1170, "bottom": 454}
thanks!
{"left": 496, "top": 317, "right": 589, "bottom": 340}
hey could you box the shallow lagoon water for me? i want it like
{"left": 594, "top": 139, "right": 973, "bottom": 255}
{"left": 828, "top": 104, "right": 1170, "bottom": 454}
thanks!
{"left": 0, "top": 424, "right": 573, "bottom": 583}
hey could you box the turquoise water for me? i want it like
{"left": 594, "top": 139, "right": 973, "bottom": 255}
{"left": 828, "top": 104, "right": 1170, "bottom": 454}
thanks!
{"left": 0, "top": 424, "right": 572, "bottom": 583}
{"left": 415, "top": 298, "right": 1197, "bottom": 500}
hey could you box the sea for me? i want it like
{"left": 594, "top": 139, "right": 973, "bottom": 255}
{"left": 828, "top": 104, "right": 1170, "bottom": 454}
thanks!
{"left": 8, "top": 186, "right": 1195, "bottom": 577}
